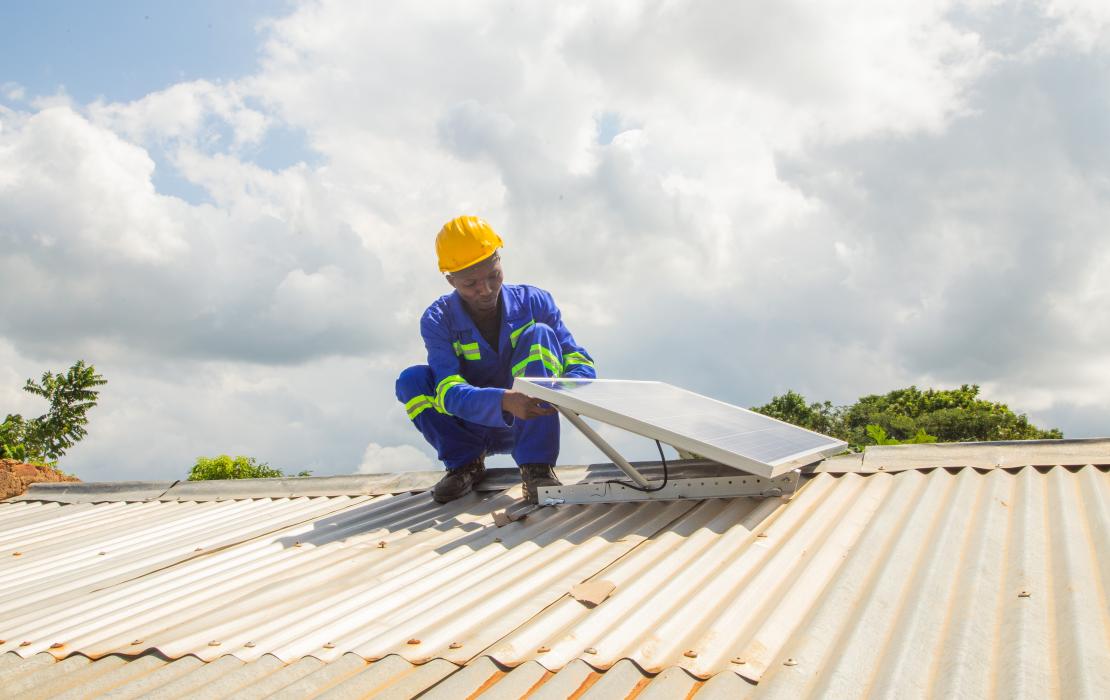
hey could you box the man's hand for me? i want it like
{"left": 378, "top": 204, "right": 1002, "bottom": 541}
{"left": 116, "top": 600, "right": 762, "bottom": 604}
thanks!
{"left": 502, "top": 390, "right": 557, "bottom": 420}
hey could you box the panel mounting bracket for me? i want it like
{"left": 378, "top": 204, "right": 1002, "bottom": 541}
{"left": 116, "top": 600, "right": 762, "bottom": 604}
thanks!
{"left": 549, "top": 405, "right": 800, "bottom": 504}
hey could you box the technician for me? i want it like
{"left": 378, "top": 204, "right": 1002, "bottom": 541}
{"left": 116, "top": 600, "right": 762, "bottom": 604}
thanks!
{"left": 395, "top": 216, "right": 597, "bottom": 504}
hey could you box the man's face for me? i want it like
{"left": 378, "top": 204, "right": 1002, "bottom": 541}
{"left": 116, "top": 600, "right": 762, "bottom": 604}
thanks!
{"left": 448, "top": 254, "right": 503, "bottom": 313}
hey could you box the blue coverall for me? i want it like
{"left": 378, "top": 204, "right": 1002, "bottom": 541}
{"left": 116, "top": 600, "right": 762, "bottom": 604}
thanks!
{"left": 395, "top": 284, "right": 596, "bottom": 470}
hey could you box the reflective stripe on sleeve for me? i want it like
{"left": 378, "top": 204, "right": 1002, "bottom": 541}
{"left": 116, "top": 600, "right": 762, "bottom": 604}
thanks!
{"left": 434, "top": 374, "right": 467, "bottom": 413}
{"left": 562, "top": 351, "right": 595, "bottom": 369}
{"left": 452, "top": 341, "right": 481, "bottom": 361}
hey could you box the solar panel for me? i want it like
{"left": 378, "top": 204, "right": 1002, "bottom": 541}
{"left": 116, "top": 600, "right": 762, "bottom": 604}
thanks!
{"left": 514, "top": 378, "right": 847, "bottom": 478}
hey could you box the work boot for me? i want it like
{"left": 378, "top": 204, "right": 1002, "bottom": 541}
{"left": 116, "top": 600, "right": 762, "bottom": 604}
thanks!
{"left": 519, "top": 463, "right": 561, "bottom": 504}
{"left": 433, "top": 457, "right": 486, "bottom": 504}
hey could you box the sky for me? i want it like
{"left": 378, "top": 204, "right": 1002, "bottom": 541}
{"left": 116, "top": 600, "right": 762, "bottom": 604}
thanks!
{"left": 2, "top": 0, "right": 1109, "bottom": 482}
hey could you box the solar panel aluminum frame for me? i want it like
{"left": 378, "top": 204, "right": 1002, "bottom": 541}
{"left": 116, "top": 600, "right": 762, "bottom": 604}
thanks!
{"left": 513, "top": 378, "right": 847, "bottom": 479}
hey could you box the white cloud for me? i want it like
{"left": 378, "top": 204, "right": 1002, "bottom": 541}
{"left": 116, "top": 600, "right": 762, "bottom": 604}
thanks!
{"left": 0, "top": 107, "right": 187, "bottom": 263}
{"left": 2, "top": 1, "right": 1109, "bottom": 483}
{"left": 88, "top": 80, "right": 270, "bottom": 150}
{"left": 1038, "top": 0, "right": 1110, "bottom": 51}
{"left": 2, "top": 82, "right": 26, "bottom": 102}
{"left": 358, "top": 442, "right": 436, "bottom": 474}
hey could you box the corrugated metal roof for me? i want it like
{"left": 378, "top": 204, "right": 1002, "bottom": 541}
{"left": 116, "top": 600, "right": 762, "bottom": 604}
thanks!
{"left": 2, "top": 450, "right": 1109, "bottom": 697}
{"left": 0, "top": 651, "right": 754, "bottom": 699}
{"left": 815, "top": 437, "right": 1110, "bottom": 472}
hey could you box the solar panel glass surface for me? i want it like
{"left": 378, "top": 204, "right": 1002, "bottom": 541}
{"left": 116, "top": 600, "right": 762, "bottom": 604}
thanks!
{"left": 515, "top": 378, "right": 847, "bottom": 476}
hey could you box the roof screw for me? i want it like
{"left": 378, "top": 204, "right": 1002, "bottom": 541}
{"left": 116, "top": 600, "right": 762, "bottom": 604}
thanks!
{"left": 784, "top": 658, "right": 798, "bottom": 666}
{"left": 323, "top": 642, "right": 335, "bottom": 649}
{"left": 50, "top": 643, "right": 64, "bottom": 649}
{"left": 537, "top": 645, "right": 551, "bottom": 653}
{"left": 293, "top": 542, "right": 302, "bottom": 548}
{"left": 449, "top": 642, "right": 463, "bottom": 649}
{"left": 378, "top": 541, "right": 387, "bottom": 548}
{"left": 11, "top": 552, "right": 21, "bottom": 556}
{"left": 493, "top": 537, "right": 502, "bottom": 543}
{"left": 194, "top": 547, "right": 204, "bottom": 551}
{"left": 756, "top": 533, "right": 767, "bottom": 538}
{"left": 245, "top": 641, "right": 256, "bottom": 648}
{"left": 684, "top": 650, "right": 698, "bottom": 658}
{"left": 131, "top": 639, "right": 143, "bottom": 645}
{"left": 99, "top": 551, "right": 107, "bottom": 555}
{"left": 407, "top": 639, "right": 421, "bottom": 645}
{"left": 585, "top": 647, "right": 598, "bottom": 655}
{"left": 19, "top": 641, "right": 31, "bottom": 647}
{"left": 208, "top": 640, "right": 221, "bottom": 647}
{"left": 731, "top": 657, "right": 746, "bottom": 665}
{"left": 1018, "top": 590, "right": 1031, "bottom": 598}
{"left": 877, "top": 466, "right": 886, "bottom": 471}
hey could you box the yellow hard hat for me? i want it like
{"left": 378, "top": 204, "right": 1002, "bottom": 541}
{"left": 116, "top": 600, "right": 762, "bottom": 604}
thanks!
{"left": 436, "top": 215, "right": 504, "bottom": 273}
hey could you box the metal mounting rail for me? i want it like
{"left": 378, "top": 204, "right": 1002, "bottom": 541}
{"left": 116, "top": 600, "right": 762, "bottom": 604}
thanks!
{"left": 537, "top": 470, "right": 800, "bottom": 505}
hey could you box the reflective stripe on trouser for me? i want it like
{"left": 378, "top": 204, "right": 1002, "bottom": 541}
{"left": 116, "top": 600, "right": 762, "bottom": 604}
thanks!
{"left": 395, "top": 363, "right": 559, "bottom": 469}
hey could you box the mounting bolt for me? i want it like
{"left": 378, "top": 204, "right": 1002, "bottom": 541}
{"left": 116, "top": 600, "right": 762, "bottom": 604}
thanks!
{"left": 323, "top": 642, "right": 335, "bottom": 649}
{"left": 684, "top": 650, "right": 698, "bottom": 658}
{"left": 1018, "top": 590, "right": 1031, "bottom": 598}
{"left": 449, "top": 642, "right": 463, "bottom": 649}
{"left": 731, "top": 657, "right": 746, "bottom": 665}
{"left": 208, "top": 640, "right": 221, "bottom": 647}
{"left": 245, "top": 641, "right": 256, "bottom": 648}
{"left": 784, "top": 658, "right": 798, "bottom": 666}
{"left": 537, "top": 645, "right": 551, "bottom": 653}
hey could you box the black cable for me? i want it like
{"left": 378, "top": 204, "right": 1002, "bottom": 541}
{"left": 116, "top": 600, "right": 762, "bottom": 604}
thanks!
{"left": 605, "top": 440, "right": 669, "bottom": 492}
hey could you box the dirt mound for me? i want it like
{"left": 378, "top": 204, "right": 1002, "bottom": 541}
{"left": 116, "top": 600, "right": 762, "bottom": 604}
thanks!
{"left": 1, "top": 459, "right": 81, "bottom": 501}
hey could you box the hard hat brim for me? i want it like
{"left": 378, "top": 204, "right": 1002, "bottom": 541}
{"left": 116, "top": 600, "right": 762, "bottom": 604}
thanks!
{"left": 440, "top": 248, "right": 501, "bottom": 274}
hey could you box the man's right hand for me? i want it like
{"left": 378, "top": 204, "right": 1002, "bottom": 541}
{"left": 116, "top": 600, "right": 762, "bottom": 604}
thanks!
{"left": 502, "top": 390, "right": 557, "bottom": 420}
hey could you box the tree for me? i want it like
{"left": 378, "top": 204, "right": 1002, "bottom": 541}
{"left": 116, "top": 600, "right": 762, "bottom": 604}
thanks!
{"left": 751, "top": 390, "right": 840, "bottom": 436}
{"left": 1, "top": 360, "right": 106, "bottom": 464}
{"left": 753, "top": 384, "right": 1061, "bottom": 451}
{"left": 840, "top": 384, "right": 1062, "bottom": 447}
{"left": 187, "top": 455, "right": 311, "bottom": 480}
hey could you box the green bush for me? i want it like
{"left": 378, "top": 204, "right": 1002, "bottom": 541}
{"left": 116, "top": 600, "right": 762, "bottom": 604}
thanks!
{"left": 753, "top": 384, "right": 1061, "bottom": 451}
{"left": 187, "top": 455, "right": 310, "bottom": 480}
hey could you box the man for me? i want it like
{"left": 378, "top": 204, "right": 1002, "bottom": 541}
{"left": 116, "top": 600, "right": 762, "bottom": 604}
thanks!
{"left": 395, "top": 216, "right": 597, "bottom": 504}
